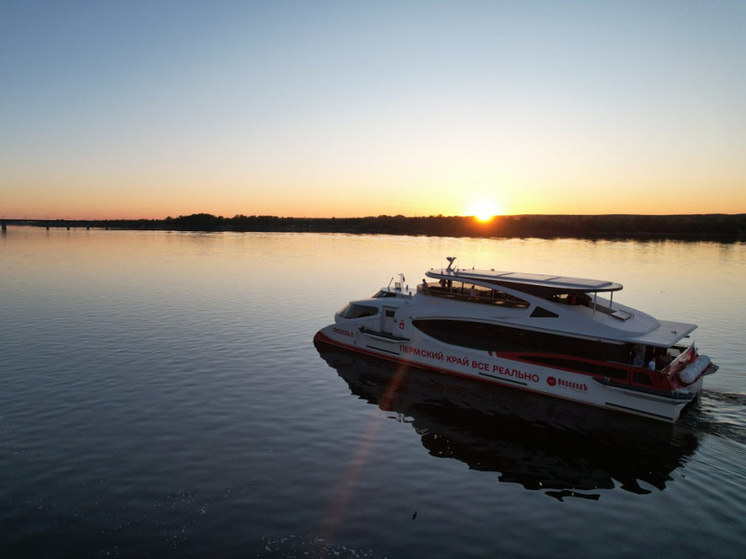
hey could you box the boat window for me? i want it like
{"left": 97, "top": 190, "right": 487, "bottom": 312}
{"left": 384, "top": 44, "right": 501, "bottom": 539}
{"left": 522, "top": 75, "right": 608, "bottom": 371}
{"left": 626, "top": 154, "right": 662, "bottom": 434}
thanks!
{"left": 523, "top": 355, "right": 627, "bottom": 380}
{"left": 530, "top": 306, "right": 559, "bottom": 318}
{"left": 338, "top": 304, "right": 379, "bottom": 319}
{"left": 373, "top": 290, "right": 398, "bottom": 298}
{"left": 412, "top": 319, "right": 628, "bottom": 363}
{"left": 633, "top": 371, "right": 653, "bottom": 385}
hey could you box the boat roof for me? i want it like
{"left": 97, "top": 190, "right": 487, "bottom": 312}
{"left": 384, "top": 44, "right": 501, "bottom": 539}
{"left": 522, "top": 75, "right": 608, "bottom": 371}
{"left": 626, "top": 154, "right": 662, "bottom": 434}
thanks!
{"left": 427, "top": 267, "right": 623, "bottom": 295}
{"left": 420, "top": 264, "right": 697, "bottom": 347}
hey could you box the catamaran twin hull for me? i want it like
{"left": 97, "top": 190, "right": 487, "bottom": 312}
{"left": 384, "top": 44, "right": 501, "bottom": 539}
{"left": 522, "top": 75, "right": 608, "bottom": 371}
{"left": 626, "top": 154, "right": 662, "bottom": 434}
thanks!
{"left": 315, "top": 258, "right": 717, "bottom": 423}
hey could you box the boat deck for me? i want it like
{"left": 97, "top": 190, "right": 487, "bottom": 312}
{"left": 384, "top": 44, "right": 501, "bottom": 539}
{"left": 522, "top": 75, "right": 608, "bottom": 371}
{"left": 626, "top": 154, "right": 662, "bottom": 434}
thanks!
{"left": 418, "top": 283, "right": 529, "bottom": 308}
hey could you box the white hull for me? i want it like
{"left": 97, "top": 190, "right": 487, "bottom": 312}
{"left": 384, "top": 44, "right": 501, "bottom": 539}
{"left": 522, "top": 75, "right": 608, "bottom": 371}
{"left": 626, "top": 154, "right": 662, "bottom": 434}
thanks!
{"left": 315, "top": 326, "right": 701, "bottom": 423}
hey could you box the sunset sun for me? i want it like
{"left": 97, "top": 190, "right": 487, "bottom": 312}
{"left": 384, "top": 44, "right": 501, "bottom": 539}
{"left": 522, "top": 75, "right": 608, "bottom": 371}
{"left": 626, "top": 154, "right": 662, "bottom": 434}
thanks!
{"left": 467, "top": 197, "right": 502, "bottom": 223}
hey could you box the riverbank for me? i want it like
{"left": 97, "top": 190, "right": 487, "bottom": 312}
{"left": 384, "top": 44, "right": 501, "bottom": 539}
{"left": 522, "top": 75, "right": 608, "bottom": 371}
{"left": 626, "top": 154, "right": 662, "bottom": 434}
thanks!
{"left": 3, "top": 213, "right": 745, "bottom": 241}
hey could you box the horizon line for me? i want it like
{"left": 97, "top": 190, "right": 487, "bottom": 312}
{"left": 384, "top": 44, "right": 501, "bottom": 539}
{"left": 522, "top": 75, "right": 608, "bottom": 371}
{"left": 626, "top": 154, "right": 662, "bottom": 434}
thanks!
{"left": 3, "top": 211, "right": 746, "bottom": 222}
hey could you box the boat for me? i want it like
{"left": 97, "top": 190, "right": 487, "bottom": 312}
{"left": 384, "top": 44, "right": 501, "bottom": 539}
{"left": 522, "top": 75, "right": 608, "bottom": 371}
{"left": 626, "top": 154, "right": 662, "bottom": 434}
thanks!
{"left": 313, "top": 256, "right": 718, "bottom": 422}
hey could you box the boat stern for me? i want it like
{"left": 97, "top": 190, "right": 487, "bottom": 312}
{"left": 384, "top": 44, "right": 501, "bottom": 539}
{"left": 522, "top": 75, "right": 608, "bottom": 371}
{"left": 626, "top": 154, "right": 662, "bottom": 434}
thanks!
{"left": 666, "top": 343, "right": 718, "bottom": 390}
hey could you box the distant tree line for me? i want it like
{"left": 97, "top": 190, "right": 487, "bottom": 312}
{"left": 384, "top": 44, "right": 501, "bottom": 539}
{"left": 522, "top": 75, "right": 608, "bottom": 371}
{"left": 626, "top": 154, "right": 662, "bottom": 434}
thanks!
{"left": 6, "top": 213, "right": 746, "bottom": 240}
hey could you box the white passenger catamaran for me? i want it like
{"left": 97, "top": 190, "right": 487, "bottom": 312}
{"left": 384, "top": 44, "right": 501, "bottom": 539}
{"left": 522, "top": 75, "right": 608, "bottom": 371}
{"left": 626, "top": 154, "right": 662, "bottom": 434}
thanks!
{"left": 314, "top": 257, "right": 717, "bottom": 422}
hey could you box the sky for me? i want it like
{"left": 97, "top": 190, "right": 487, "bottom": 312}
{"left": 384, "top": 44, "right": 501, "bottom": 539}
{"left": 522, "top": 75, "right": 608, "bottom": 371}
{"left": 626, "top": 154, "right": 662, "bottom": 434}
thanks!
{"left": 1, "top": 0, "right": 745, "bottom": 220}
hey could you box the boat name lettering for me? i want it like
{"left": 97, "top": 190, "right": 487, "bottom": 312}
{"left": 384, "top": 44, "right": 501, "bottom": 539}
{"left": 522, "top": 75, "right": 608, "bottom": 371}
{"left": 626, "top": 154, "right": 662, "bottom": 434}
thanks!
{"left": 492, "top": 364, "right": 539, "bottom": 383}
{"left": 446, "top": 354, "right": 471, "bottom": 366}
{"left": 333, "top": 327, "right": 354, "bottom": 338}
{"left": 556, "top": 378, "right": 588, "bottom": 392}
{"left": 398, "top": 348, "right": 539, "bottom": 383}
{"left": 400, "top": 346, "right": 445, "bottom": 361}
{"left": 471, "top": 360, "right": 490, "bottom": 371}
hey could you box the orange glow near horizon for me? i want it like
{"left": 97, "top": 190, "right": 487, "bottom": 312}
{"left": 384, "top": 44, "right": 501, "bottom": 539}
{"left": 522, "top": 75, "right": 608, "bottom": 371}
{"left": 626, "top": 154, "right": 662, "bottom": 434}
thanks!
{"left": 4, "top": 186, "right": 746, "bottom": 221}
{"left": 465, "top": 196, "right": 503, "bottom": 223}
{"left": 3, "top": 154, "right": 746, "bottom": 221}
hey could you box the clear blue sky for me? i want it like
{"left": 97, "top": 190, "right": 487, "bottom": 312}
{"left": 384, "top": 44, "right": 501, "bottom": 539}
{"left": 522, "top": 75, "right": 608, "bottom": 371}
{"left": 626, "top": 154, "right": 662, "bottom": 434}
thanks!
{"left": 2, "top": 0, "right": 745, "bottom": 219}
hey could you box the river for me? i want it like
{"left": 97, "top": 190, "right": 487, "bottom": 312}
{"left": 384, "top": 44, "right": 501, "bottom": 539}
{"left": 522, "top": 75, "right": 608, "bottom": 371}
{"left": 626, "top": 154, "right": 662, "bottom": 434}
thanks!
{"left": 1, "top": 227, "right": 744, "bottom": 558}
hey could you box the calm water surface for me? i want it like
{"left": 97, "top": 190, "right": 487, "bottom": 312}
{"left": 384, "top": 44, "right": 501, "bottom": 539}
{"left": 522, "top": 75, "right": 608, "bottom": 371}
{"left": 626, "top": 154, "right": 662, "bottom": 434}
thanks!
{"left": 1, "top": 227, "right": 744, "bottom": 558}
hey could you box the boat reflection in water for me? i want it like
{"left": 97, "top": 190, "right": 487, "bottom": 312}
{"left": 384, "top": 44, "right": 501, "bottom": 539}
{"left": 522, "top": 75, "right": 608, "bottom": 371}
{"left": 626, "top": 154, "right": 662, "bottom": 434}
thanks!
{"left": 315, "top": 341, "right": 701, "bottom": 500}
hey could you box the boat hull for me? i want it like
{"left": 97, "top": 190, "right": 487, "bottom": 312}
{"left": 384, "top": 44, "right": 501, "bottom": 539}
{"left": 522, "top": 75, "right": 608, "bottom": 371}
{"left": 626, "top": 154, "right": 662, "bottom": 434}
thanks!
{"left": 314, "top": 325, "right": 701, "bottom": 423}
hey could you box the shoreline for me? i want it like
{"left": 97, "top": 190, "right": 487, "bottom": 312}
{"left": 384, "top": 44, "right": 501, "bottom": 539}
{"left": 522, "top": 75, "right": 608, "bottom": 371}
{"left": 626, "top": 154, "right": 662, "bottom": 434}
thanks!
{"left": 3, "top": 213, "right": 745, "bottom": 241}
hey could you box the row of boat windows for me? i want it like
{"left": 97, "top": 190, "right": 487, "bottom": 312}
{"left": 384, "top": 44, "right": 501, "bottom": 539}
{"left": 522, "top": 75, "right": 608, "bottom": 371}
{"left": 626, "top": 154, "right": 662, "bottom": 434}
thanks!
{"left": 413, "top": 320, "right": 662, "bottom": 384}
{"left": 412, "top": 319, "right": 630, "bottom": 364}
{"left": 338, "top": 302, "right": 559, "bottom": 321}
{"left": 524, "top": 355, "right": 628, "bottom": 380}
{"left": 337, "top": 306, "right": 630, "bottom": 366}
